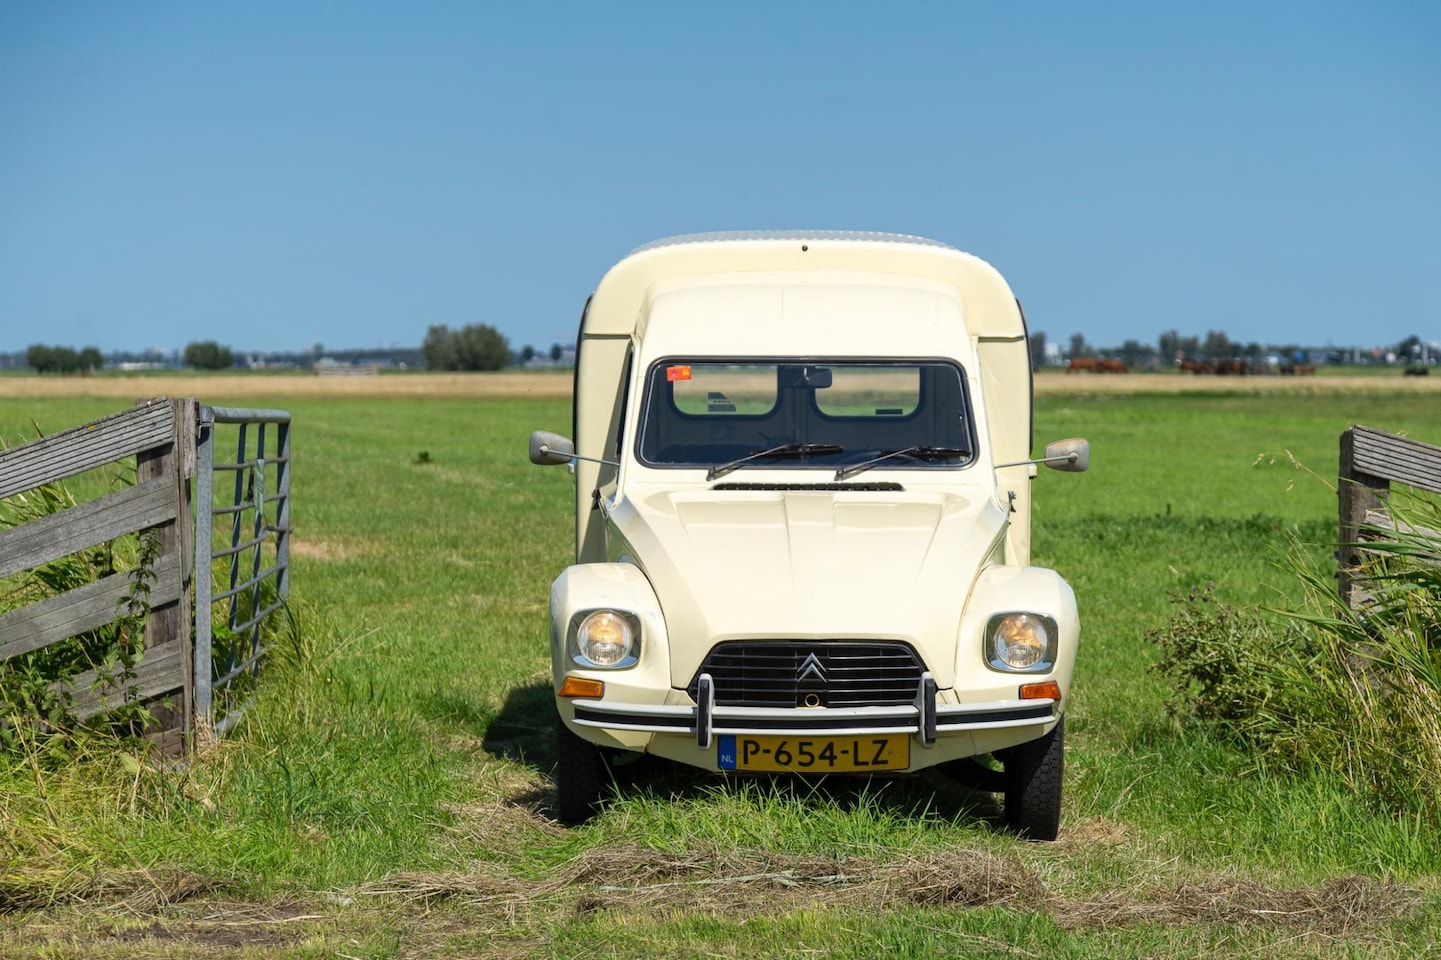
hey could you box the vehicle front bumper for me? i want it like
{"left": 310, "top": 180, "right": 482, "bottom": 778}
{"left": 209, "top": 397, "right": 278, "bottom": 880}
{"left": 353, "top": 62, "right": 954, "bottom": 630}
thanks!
{"left": 568, "top": 671, "right": 1058, "bottom": 750}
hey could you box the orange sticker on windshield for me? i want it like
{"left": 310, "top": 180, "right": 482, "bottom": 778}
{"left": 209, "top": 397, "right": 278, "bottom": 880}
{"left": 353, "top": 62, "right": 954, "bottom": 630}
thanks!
{"left": 667, "top": 365, "right": 693, "bottom": 382}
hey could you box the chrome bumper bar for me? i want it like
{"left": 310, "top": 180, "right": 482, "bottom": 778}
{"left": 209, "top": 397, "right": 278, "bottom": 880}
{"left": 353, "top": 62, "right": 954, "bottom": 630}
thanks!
{"left": 570, "top": 672, "right": 1058, "bottom": 748}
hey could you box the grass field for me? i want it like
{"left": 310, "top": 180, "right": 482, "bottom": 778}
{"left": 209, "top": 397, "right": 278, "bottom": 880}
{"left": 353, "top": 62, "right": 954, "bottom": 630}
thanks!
{"left": 2, "top": 372, "right": 1440, "bottom": 958}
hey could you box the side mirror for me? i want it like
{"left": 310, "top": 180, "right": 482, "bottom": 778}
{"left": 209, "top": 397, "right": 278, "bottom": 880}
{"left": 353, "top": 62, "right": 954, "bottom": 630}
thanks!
{"left": 1042, "top": 438, "right": 1089, "bottom": 473}
{"left": 529, "top": 430, "right": 576, "bottom": 466}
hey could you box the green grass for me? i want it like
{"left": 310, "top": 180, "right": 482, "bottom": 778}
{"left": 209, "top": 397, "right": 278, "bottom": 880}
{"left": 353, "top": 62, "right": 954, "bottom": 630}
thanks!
{"left": 2, "top": 385, "right": 1440, "bottom": 957}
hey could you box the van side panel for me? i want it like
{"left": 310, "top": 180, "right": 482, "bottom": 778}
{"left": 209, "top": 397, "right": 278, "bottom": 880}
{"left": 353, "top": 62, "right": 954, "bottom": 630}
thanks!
{"left": 573, "top": 335, "right": 630, "bottom": 562}
{"left": 978, "top": 335, "right": 1034, "bottom": 565}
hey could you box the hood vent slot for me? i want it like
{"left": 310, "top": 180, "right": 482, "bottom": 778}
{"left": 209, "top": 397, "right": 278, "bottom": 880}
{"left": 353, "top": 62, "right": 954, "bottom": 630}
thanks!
{"left": 710, "top": 482, "right": 904, "bottom": 492}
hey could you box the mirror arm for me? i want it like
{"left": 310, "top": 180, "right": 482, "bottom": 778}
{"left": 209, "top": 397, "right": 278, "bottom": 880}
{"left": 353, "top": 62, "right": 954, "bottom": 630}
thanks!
{"left": 994, "top": 453, "right": 1077, "bottom": 469}
{"left": 542, "top": 445, "right": 619, "bottom": 468}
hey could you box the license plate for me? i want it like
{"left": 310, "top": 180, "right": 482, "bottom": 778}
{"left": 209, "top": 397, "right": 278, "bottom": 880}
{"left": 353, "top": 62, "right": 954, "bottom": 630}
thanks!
{"left": 717, "top": 734, "right": 910, "bottom": 772}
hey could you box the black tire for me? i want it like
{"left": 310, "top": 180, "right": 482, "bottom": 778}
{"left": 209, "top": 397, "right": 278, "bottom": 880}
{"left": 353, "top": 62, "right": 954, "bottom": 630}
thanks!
{"left": 1001, "top": 718, "right": 1064, "bottom": 841}
{"left": 555, "top": 712, "right": 609, "bottom": 826}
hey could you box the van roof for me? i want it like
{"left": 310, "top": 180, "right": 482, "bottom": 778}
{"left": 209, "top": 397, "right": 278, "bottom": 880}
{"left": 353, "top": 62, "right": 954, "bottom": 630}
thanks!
{"left": 628, "top": 230, "right": 959, "bottom": 256}
{"left": 585, "top": 230, "right": 1021, "bottom": 341}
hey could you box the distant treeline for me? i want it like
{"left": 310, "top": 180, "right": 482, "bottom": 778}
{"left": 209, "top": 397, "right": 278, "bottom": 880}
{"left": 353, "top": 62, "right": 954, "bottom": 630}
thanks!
{"left": 21, "top": 344, "right": 105, "bottom": 374}
{"left": 8, "top": 325, "right": 1429, "bottom": 375}
{"left": 1029, "top": 329, "right": 1435, "bottom": 371}
{"left": 0, "top": 343, "right": 428, "bottom": 373}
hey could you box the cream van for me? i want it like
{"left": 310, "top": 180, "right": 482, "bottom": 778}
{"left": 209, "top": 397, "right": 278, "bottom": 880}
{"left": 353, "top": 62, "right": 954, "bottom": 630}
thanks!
{"left": 529, "top": 231, "right": 1087, "bottom": 839}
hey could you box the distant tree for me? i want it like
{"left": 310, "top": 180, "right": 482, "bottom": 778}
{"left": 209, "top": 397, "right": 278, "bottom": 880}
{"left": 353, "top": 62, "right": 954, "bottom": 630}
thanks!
{"left": 454, "top": 323, "right": 510, "bottom": 371}
{"left": 1068, "top": 333, "right": 1090, "bottom": 359}
{"left": 25, "top": 344, "right": 53, "bottom": 373}
{"left": 78, "top": 346, "right": 104, "bottom": 373}
{"left": 421, "top": 325, "right": 458, "bottom": 370}
{"left": 421, "top": 323, "right": 511, "bottom": 371}
{"left": 521, "top": 344, "right": 536, "bottom": 364}
{"left": 1027, "top": 331, "right": 1048, "bottom": 371}
{"left": 1118, "top": 339, "right": 1151, "bottom": 369}
{"left": 1158, "top": 329, "right": 1180, "bottom": 363}
{"left": 1158, "top": 329, "right": 1201, "bottom": 363}
{"left": 25, "top": 343, "right": 90, "bottom": 374}
{"left": 184, "top": 340, "right": 235, "bottom": 370}
{"left": 1396, "top": 334, "right": 1422, "bottom": 361}
{"left": 550, "top": 342, "right": 563, "bottom": 363}
{"left": 1202, "top": 330, "right": 1233, "bottom": 361}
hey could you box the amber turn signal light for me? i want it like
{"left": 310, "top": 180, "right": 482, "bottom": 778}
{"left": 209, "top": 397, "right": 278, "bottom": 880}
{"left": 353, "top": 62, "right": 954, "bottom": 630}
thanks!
{"left": 558, "top": 677, "right": 605, "bottom": 699}
{"left": 1019, "top": 681, "right": 1062, "bottom": 701}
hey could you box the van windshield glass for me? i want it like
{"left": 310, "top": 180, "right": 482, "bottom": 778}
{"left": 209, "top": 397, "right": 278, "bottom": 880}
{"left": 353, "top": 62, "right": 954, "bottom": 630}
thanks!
{"left": 637, "top": 360, "right": 974, "bottom": 473}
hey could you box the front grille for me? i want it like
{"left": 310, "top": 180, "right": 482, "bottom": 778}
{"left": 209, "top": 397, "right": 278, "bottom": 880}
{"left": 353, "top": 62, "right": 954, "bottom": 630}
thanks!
{"left": 687, "top": 641, "right": 925, "bottom": 708}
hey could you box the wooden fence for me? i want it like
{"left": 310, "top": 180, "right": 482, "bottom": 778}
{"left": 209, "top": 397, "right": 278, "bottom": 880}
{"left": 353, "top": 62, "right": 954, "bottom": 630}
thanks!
{"left": 1338, "top": 424, "right": 1441, "bottom": 607}
{"left": 0, "top": 397, "right": 292, "bottom": 752}
{"left": 0, "top": 398, "right": 195, "bottom": 752}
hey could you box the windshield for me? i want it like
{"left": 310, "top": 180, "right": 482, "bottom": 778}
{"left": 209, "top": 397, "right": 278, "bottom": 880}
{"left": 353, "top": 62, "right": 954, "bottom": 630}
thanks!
{"left": 636, "top": 359, "right": 975, "bottom": 474}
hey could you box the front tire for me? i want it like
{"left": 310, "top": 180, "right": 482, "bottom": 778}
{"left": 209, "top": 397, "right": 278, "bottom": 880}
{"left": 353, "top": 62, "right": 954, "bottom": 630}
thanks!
{"left": 1001, "top": 718, "right": 1064, "bottom": 841}
{"left": 555, "top": 713, "right": 609, "bottom": 826}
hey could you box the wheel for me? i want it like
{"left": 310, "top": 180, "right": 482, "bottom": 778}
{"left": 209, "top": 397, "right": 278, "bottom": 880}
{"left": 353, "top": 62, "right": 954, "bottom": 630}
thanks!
{"left": 1001, "top": 718, "right": 1064, "bottom": 841}
{"left": 555, "top": 712, "right": 609, "bottom": 825}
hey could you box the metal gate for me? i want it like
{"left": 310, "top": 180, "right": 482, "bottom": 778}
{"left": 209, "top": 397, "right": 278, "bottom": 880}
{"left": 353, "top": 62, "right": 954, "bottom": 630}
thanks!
{"left": 193, "top": 405, "right": 291, "bottom": 733}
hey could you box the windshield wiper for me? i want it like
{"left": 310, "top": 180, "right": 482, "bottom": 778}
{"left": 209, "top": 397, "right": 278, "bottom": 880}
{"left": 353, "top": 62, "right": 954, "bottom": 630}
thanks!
{"left": 706, "top": 443, "right": 844, "bottom": 481}
{"left": 834, "top": 445, "right": 968, "bottom": 481}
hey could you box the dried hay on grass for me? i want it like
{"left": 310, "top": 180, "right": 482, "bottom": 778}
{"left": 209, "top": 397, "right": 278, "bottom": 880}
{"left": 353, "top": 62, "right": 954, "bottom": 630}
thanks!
{"left": 1058, "top": 874, "right": 1419, "bottom": 935}
{"left": 0, "top": 866, "right": 217, "bottom": 914}
{"left": 1033, "top": 372, "right": 1441, "bottom": 396}
{"left": 353, "top": 842, "right": 1421, "bottom": 936}
{"left": 6, "top": 370, "right": 1441, "bottom": 403}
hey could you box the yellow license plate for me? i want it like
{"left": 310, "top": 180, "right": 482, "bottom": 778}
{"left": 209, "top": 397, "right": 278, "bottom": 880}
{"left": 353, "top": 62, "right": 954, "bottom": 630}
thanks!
{"left": 717, "top": 734, "right": 910, "bottom": 772}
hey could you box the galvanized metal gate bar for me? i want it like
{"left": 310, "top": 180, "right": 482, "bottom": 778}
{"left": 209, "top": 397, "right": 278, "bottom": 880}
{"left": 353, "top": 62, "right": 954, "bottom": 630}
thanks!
{"left": 193, "top": 405, "right": 292, "bottom": 731}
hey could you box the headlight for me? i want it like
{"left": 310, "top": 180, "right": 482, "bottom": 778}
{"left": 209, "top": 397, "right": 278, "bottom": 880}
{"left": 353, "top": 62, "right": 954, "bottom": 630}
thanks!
{"left": 572, "top": 610, "right": 640, "bottom": 668}
{"left": 985, "top": 612, "right": 1058, "bottom": 673}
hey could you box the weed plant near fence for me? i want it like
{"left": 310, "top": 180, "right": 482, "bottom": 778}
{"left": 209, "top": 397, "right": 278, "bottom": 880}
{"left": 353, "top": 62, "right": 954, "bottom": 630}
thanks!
{"left": 3, "top": 382, "right": 1441, "bottom": 958}
{"left": 1150, "top": 495, "right": 1441, "bottom": 826}
{"left": 0, "top": 452, "right": 154, "bottom": 743}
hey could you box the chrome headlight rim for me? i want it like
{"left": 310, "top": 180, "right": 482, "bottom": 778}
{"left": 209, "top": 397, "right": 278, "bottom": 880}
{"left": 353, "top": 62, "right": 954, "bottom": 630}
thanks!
{"left": 984, "top": 611, "right": 1059, "bottom": 674}
{"left": 569, "top": 608, "right": 642, "bottom": 669}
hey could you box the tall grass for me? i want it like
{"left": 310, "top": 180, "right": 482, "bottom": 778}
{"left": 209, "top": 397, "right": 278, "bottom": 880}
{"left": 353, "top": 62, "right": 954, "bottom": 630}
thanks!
{"left": 1271, "top": 493, "right": 1441, "bottom": 822}
{"left": 1150, "top": 492, "right": 1441, "bottom": 826}
{"left": 0, "top": 452, "right": 153, "bottom": 743}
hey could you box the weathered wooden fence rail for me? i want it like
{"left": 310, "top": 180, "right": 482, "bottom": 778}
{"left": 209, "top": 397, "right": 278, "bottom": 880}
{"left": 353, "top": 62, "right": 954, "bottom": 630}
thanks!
{"left": 0, "top": 398, "right": 194, "bottom": 750}
{"left": 1338, "top": 424, "right": 1441, "bottom": 606}
{"left": 0, "top": 397, "right": 291, "bottom": 751}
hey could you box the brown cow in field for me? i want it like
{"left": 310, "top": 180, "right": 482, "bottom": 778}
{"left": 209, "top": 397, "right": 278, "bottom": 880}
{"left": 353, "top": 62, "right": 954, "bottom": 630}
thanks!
{"left": 1097, "top": 358, "right": 1128, "bottom": 373}
{"left": 1067, "top": 357, "right": 1099, "bottom": 373}
{"left": 1178, "top": 359, "right": 1214, "bottom": 375}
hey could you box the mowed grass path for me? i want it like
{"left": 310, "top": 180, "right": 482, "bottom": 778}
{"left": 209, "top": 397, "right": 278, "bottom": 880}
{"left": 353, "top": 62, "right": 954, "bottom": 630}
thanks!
{"left": 2, "top": 374, "right": 1440, "bottom": 958}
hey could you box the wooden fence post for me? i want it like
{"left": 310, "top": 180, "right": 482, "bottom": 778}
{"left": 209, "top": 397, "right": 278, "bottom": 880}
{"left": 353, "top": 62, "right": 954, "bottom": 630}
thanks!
{"left": 134, "top": 398, "right": 196, "bottom": 752}
{"left": 1338, "top": 427, "right": 1388, "bottom": 607}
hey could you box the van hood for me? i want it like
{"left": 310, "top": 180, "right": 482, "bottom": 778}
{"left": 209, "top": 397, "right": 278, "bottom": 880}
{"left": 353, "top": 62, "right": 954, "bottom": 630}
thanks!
{"left": 606, "top": 488, "right": 1008, "bottom": 689}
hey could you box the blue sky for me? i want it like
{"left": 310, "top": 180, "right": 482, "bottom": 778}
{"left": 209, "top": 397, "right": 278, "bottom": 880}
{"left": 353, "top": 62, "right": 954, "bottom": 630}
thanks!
{"left": 2, "top": 2, "right": 1437, "bottom": 355}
